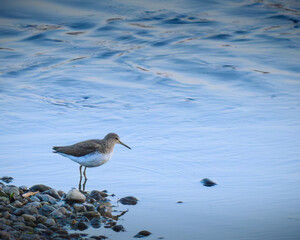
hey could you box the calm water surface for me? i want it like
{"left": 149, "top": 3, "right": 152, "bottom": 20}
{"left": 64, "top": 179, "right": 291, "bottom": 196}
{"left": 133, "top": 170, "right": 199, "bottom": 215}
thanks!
{"left": 1, "top": 0, "right": 300, "bottom": 239}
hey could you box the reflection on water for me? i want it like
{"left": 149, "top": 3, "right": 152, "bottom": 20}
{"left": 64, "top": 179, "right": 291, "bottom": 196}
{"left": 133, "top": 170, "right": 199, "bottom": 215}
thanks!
{"left": 0, "top": 0, "right": 300, "bottom": 239}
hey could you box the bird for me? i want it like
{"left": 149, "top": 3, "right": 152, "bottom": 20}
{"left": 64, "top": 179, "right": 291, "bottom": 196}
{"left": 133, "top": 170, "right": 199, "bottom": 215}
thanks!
{"left": 53, "top": 133, "right": 131, "bottom": 179}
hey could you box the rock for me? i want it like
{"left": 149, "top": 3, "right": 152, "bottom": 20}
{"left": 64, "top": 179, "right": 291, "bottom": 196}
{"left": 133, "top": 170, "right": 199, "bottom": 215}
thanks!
{"left": 12, "top": 200, "right": 23, "bottom": 208}
{"left": 90, "top": 190, "right": 107, "bottom": 200}
{"left": 13, "top": 208, "right": 23, "bottom": 216}
{"left": 177, "top": 201, "right": 183, "bottom": 203}
{"left": 36, "top": 223, "right": 48, "bottom": 229}
{"left": 44, "top": 218, "right": 56, "bottom": 227}
{"left": 22, "top": 204, "right": 38, "bottom": 215}
{"left": 119, "top": 196, "right": 138, "bottom": 205}
{"left": 134, "top": 230, "right": 152, "bottom": 238}
{"left": 0, "top": 176, "right": 14, "bottom": 184}
{"left": 30, "top": 196, "right": 40, "bottom": 202}
{"left": 19, "top": 186, "right": 28, "bottom": 191}
{"left": 30, "top": 184, "right": 51, "bottom": 192}
{"left": 50, "top": 209, "right": 63, "bottom": 218}
{"left": 200, "top": 178, "right": 217, "bottom": 187}
{"left": 27, "top": 202, "right": 41, "bottom": 209}
{"left": 73, "top": 204, "right": 87, "bottom": 212}
{"left": 44, "top": 189, "right": 61, "bottom": 200}
{"left": 90, "top": 235, "right": 107, "bottom": 240}
{"left": 40, "top": 204, "right": 56, "bottom": 213}
{"left": 84, "top": 203, "right": 95, "bottom": 211}
{"left": 65, "top": 189, "right": 86, "bottom": 203}
{"left": 4, "top": 185, "right": 20, "bottom": 197}
{"left": 20, "top": 233, "right": 39, "bottom": 240}
{"left": 90, "top": 218, "right": 101, "bottom": 228}
{"left": 57, "top": 190, "right": 65, "bottom": 197}
{"left": 22, "top": 214, "right": 36, "bottom": 222}
{"left": 83, "top": 211, "right": 100, "bottom": 219}
{"left": 76, "top": 220, "right": 88, "bottom": 231}
{"left": 0, "top": 231, "right": 10, "bottom": 240}
{"left": 112, "top": 224, "right": 125, "bottom": 232}
{"left": 37, "top": 194, "right": 57, "bottom": 204}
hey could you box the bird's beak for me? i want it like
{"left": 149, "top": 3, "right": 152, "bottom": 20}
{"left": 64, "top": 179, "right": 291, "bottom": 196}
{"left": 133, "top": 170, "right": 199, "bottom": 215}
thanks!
{"left": 119, "top": 140, "right": 131, "bottom": 149}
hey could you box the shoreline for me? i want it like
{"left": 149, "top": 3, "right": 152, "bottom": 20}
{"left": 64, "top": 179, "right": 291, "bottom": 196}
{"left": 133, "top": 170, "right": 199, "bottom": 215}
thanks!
{"left": 0, "top": 178, "right": 149, "bottom": 240}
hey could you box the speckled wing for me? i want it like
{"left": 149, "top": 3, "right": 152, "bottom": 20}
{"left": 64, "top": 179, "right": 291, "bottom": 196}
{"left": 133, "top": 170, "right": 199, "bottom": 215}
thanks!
{"left": 53, "top": 140, "right": 100, "bottom": 157}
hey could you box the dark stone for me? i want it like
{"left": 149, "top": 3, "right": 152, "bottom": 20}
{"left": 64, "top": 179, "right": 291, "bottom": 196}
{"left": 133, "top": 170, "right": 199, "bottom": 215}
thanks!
{"left": 37, "top": 194, "right": 57, "bottom": 204}
{"left": 0, "top": 230, "right": 10, "bottom": 240}
{"left": 90, "top": 218, "right": 101, "bottom": 228}
{"left": 112, "top": 224, "right": 125, "bottom": 232}
{"left": 90, "top": 235, "right": 108, "bottom": 240}
{"left": 119, "top": 196, "right": 138, "bottom": 205}
{"left": 76, "top": 220, "right": 88, "bottom": 231}
{"left": 20, "top": 233, "right": 39, "bottom": 240}
{"left": 84, "top": 203, "right": 95, "bottom": 211}
{"left": 201, "top": 178, "right": 217, "bottom": 187}
{"left": 22, "top": 204, "right": 38, "bottom": 215}
{"left": 57, "top": 190, "right": 65, "bottom": 198}
{"left": 83, "top": 211, "right": 100, "bottom": 219}
{"left": 43, "top": 189, "right": 61, "bottom": 200}
{"left": 134, "top": 230, "right": 152, "bottom": 238}
{"left": 30, "top": 184, "right": 52, "bottom": 192}
{"left": 13, "top": 208, "right": 23, "bottom": 216}
{"left": 40, "top": 204, "right": 56, "bottom": 213}
{"left": 0, "top": 176, "right": 14, "bottom": 184}
{"left": 89, "top": 190, "right": 107, "bottom": 200}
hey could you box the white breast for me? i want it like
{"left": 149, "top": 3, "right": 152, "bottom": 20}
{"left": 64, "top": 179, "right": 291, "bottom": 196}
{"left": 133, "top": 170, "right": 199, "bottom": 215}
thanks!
{"left": 59, "top": 151, "right": 113, "bottom": 167}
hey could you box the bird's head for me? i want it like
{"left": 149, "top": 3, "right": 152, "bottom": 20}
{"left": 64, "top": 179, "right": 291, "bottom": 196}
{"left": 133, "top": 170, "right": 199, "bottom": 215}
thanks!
{"left": 104, "top": 133, "right": 131, "bottom": 149}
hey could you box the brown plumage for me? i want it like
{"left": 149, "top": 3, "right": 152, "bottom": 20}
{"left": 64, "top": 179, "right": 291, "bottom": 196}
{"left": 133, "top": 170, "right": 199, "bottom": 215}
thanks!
{"left": 52, "top": 133, "right": 131, "bottom": 180}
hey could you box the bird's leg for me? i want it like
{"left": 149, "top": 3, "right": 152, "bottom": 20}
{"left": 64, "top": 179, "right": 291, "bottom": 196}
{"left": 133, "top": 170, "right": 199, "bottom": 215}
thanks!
{"left": 79, "top": 165, "right": 83, "bottom": 192}
{"left": 83, "top": 166, "right": 87, "bottom": 179}
{"left": 79, "top": 165, "right": 83, "bottom": 178}
{"left": 83, "top": 178, "right": 87, "bottom": 192}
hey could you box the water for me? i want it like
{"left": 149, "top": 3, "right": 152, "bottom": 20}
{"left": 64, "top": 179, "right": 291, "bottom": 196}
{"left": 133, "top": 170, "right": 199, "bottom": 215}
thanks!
{"left": 1, "top": 0, "right": 300, "bottom": 239}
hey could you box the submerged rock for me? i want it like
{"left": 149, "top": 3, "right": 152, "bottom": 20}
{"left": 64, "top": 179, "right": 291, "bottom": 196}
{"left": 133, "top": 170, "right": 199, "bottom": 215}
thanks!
{"left": 134, "top": 230, "right": 152, "bottom": 238}
{"left": 201, "top": 178, "right": 217, "bottom": 187}
{"left": 0, "top": 176, "right": 14, "bottom": 184}
{"left": 112, "top": 224, "right": 125, "bottom": 232}
{"left": 119, "top": 196, "right": 138, "bottom": 205}
{"left": 65, "top": 189, "right": 86, "bottom": 203}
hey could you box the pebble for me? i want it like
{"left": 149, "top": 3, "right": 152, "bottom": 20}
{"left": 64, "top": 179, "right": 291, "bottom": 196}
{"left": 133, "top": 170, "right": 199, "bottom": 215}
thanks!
{"left": 37, "top": 193, "right": 57, "bottom": 204}
{"left": 83, "top": 211, "right": 100, "bottom": 219}
{"left": 66, "top": 189, "right": 86, "bottom": 203}
{"left": 40, "top": 204, "right": 56, "bottom": 213}
{"left": 4, "top": 185, "right": 20, "bottom": 197}
{"left": 84, "top": 203, "right": 95, "bottom": 211}
{"left": 119, "top": 196, "right": 138, "bottom": 205}
{"left": 44, "top": 189, "right": 61, "bottom": 200}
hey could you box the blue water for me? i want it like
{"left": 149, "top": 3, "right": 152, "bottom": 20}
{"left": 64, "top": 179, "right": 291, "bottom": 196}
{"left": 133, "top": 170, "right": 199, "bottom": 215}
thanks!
{"left": 1, "top": 0, "right": 300, "bottom": 239}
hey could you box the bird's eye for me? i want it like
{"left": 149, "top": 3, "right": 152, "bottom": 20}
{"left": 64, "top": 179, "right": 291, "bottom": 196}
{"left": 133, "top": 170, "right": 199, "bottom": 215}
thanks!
{"left": 115, "top": 137, "right": 118, "bottom": 140}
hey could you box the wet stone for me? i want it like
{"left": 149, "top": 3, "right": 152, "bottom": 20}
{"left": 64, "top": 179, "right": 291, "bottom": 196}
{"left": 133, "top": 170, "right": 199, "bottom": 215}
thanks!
{"left": 201, "top": 178, "right": 217, "bottom": 187}
{"left": 4, "top": 185, "right": 20, "bottom": 196}
{"left": 30, "top": 184, "right": 51, "bottom": 192}
{"left": 13, "top": 208, "right": 23, "bottom": 216}
{"left": 119, "top": 196, "right": 138, "bottom": 205}
{"left": 76, "top": 220, "right": 88, "bottom": 231}
{"left": 44, "top": 189, "right": 61, "bottom": 200}
{"left": 73, "top": 204, "right": 87, "bottom": 212}
{"left": 134, "top": 230, "right": 152, "bottom": 238}
{"left": 22, "top": 214, "right": 36, "bottom": 222}
{"left": 90, "top": 190, "right": 108, "bottom": 200}
{"left": 57, "top": 190, "right": 65, "bottom": 198}
{"left": 30, "top": 196, "right": 40, "bottom": 202}
{"left": 50, "top": 209, "right": 64, "bottom": 218}
{"left": 44, "top": 218, "right": 56, "bottom": 227}
{"left": 20, "top": 233, "right": 39, "bottom": 240}
{"left": 90, "top": 235, "right": 108, "bottom": 240}
{"left": 65, "top": 189, "right": 86, "bottom": 203}
{"left": 19, "top": 186, "right": 28, "bottom": 191}
{"left": 0, "top": 176, "right": 14, "bottom": 184}
{"left": 83, "top": 211, "right": 100, "bottom": 219}
{"left": 112, "top": 224, "right": 125, "bottom": 232}
{"left": 37, "top": 194, "right": 57, "bottom": 204}
{"left": 22, "top": 204, "right": 38, "bottom": 215}
{"left": 40, "top": 204, "right": 56, "bottom": 213}
{"left": 90, "top": 218, "right": 101, "bottom": 228}
{"left": 84, "top": 203, "right": 95, "bottom": 211}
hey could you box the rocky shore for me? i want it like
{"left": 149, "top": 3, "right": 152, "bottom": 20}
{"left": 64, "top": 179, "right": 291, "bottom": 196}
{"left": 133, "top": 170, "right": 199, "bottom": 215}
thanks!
{"left": 0, "top": 179, "right": 148, "bottom": 240}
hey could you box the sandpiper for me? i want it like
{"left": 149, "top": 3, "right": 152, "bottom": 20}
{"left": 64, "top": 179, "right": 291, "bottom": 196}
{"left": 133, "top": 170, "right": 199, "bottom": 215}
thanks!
{"left": 53, "top": 133, "right": 131, "bottom": 179}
